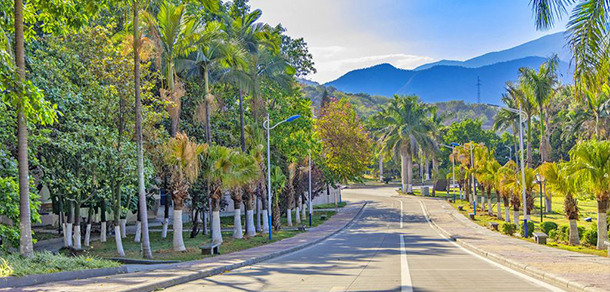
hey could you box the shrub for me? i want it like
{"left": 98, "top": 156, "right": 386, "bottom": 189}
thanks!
{"left": 554, "top": 225, "right": 569, "bottom": 243}
{"left": 540, "top": 222, "right": 558, "bottom": 235}
{"left": 520, "top": 221, "right": 535, "bottom": 238}
{"left": 0, "top": 251, "right": 120, "bottom": 277}
{"left": 583, "top": 225, "right": 598, "bottom": 247}
{"left": 548, "top": 230, "right": 557, "bottom": 241}
{"left": 578, "top": 226, "right": 586, "bottom": 240}
{"left": 501, "top": 223, "right": 517, "bottom": 236}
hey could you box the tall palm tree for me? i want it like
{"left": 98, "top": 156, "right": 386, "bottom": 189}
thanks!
{"left": 270, "top": 166, "right": 286, "bottom": 231}
{"left": 494, "top": 89, "right": 521, "bottom": 164}
{"left": 476, "top": 152, "right": 500, "bottom": 216}
{"left": 496, "top": 160, "right": 517, "bottom": 222}
{"left": 519, "top": 56, "right": 559, "bottom": 163}
{"left": 164, "top": 133, "right": 206, "bottom": 251}
{"left": 509, "top": 82, "right": 537, "bottom": 166}
{"left": 246, "top": 124, "right": 267, "bottom": 233}
{"left": 540, "top": 162, "right": 581, "bottom": 245}
{"left": 226, "top": 151, "right": 259, "bottom": 239}
{"left": 372, "top": 95, "right": 435, "bottom": 193}
{"left": 568, "top": 139, "right": 610, "bottom": 249}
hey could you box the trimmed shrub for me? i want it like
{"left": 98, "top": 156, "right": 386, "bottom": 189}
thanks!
{"left": 555, "top": 225, "right": 569, "bottom": 243}
{"left": 501, "top": 223, "right": 517, "bottom": 236}
{"left": 520, "top": 221, "right": 535, "bottom": 238}
{"left": 578, "top": 226, "right": 586, "bottom": 240}
{"left": 583, "top": 225, "right": 598, "bottom": 247}
{"left": 548, "top": 229, "right": 557, "bottom": 241}
{"left": 540, "top": 222, "right": 558, "bottom": 235}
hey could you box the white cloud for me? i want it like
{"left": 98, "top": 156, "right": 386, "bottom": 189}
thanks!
{"left": 313, "top": 53, "right": 434, "bottom": 83}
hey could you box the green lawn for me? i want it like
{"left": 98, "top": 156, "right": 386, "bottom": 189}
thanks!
{"left": 313, "top": 202, "right": 347, "bottom": 209}
{"left": 85, "top": 211, "right": 336, "bottom": 262}
{"left": 0, "top": 252, "right": 120, "bottom": 277}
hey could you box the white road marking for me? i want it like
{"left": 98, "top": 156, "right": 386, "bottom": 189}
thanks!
{"left": 400, "top": 234, "right": 414, "bottom": 292}
{"left": 396, "top": 199, "right": 403, "bottom": 228}
{"left": 417, "top": 200, "right": 566, "bottom": 292}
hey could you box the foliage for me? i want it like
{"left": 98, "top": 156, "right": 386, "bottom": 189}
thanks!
{"left": 0, "top": 251, "right": 120, "bottom": 277}
{"left": 501, "top": 222, "right": 517, "bottom": 236}
{"left": 541, "top": 221, "right": 559, "bottom": 234}
{"left": 583, "top": 224, "right": 598, "bottom": 247}
{"left": 520, "top": 221, "right": 536, "bottom": 238}
{"left": 317, "top": 98, "right": 372, "bottom": 184}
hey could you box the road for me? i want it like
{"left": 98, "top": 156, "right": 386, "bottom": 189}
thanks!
{"left": 164, "top": 186, "right": 564, "bottom": 292}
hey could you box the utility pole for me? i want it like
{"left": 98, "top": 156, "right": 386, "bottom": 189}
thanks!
{"left": 476, "top": 76, "right": 482, "bottom": 104}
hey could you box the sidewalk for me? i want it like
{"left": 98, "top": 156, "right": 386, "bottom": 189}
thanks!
{"left": 7, "top": 201, "right": 366, "bottom": 292}
{"left": 419, "top": 197, "right": 610, "bottom": 292}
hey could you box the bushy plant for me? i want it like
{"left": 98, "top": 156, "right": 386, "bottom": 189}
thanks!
{"left": 0, "top": 251, "right": 120, "bottom": 277}
{"left": 501, "top": 223, "right": 517, "bottom": 236}
{"left": 583, "top": 225, "right": 598, "bottom": 247}
{"left": 540, "top": 221, "right": 558, "bottom": 234}
{"left": 520, "top": 221, "right": 535, "bottom": 238}
{"left": 548, "top": 229, "right": 557, "bottom": 241}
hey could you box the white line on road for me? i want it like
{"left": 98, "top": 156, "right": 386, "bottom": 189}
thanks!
{"left": 417, "top": 200, "right": 566, "bottom": 292}
{"left": 400, "top": 234, "right": 413, "bottom": 292}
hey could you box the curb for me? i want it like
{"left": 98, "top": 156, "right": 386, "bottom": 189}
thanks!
{"left": 418, "top": 198, "right": 608, "bottom": 292}
{"left": 127, "top": 201, "right": 368, "bottom": 292}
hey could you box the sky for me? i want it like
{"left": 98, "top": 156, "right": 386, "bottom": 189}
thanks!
{"left": 249, "top": 0, "right": 570, "bottom": 84}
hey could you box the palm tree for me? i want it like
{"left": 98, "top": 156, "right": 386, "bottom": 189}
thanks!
{"left": 568, "top": 139, "right": 610, "bottom": 249}
{"left": 540, "top": 162, "right": 581, "bottom": 245}
{"left": 246, "top": 124, "right": 268, "bottom": 233}
{"left": 132, "top": 0, "right": 152, "bottom": 260}
{"left": 226, "top": 151, "right": 259, "bottom": 239}
{"left": 285, "top": 162, "right": 297, "bottom": 227}
{"left": 476, "top": 152, "right": 500, "bottom": 217}
{"left": 496, "top": 160, "right": 517, "bottom": 222}
{"left": 145, "top": 1, "right": 201, "bottom": 137}
{"left": 372, "top": 95, "right": 435, "bottom": 193}
{"left": 508, "top": 166, "right": 537, "bottom": 222}
{"left": 495, "top": 89, "right": 521, "bottom": 164}
{"left": 270, "top": 166, "right": 286, "bottom": 231}
{"left": 508, "top": 82, "right": 537, "bottom": 167}
{"left": 164, "top": 133, "right": 206, "bottom": 251}
{"left": 519, "top": 56, "right": 559, "bottom": 163}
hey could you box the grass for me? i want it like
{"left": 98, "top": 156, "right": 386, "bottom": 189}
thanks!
{"left": 0, "top": 252, "right": 120, "bottom": 277}
{"left": 85, "top": 211, "right": 336, "bottom": 262}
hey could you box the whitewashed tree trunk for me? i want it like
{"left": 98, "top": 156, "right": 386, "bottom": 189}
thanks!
{"left": 256, "top": 199, "right": 261, "bottom": 232}
{"left": 569, "top": 219, "right": 580, "bottom": 245}
{"left": 488, "top": 197, "right": 493, "bottom": 215}
{"left": 481, "top": 196, "right": 485, "bottom": 211}
{"left": 301, "top": 195, "right": 306, "bottom": 220}
{"left": 233, "top": 209, "right": 243, "bottom": 239}
{"left": 545, "top": 192, "right": 552, "bottom": 213}
{"left": 84, "top": 224, "right": 91, "bottom": 246}
{"left": 66, "top": 223, "right": 73, "bottom": 247}
{"left": 73, "top": 225, "right": 81, "bottom": 249}
{"left": 497, "top": 199, "right": 502, "bottom": 220}
{"left": 134, "top": 221, "right": 142, "bottom": 243}
{"left": 101, "top": 222, "right": 107, "bottom": 242}
{"left": 62, "top": 223, "right": 69, "bottom": 247}
{"left": 212, "top": 211, "right": 223, "bottom": 244}
{"left": 407, "top": 154, "right": 413, "bottom": 193}
{"left": 246, "top": 210, "right": 256, "bottom": 237}
{"left": 295, "top": 206, "right": 301, "bottom": 224}
{"left": 114, "top": 226, "right": 125, "bottom": 257}
{"left": 262, "top": 210, "right": 269, "bottom": 232}
{"left": 513, "top": 210, "right": 519, "bottom": 226}
{"left": 173, "top": 209, "right": 186, "bottom": 251}
{"left": 597, "top": 211, "right": 608, "bottom": 249}
{"left": 162, "top": 218, "right": 169, "bottom": 238}
{"left": 287, "top": 208, "right": 293, "bottom": 226}
{"left": 424, "top": 157, "right": 430, "bottom": 181}
{"left": 504, "top": 207, "right": 510, "bottom": 223}
{"left": 120, "top": 219, "right": 127, "bottom": 238}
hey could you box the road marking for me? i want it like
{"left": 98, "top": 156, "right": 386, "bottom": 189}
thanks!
{"left": 396, "top": 199, "right": 403, "bottom": 228}
{"left": 400, "top": 234, "right": 414, "bottom": 292}
{"left": 417, "top": 200, "right": 566, "bottom": 292}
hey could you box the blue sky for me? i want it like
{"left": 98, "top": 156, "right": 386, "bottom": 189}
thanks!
{"left": 249, "top": 0, "right": 570, "bottom": 83}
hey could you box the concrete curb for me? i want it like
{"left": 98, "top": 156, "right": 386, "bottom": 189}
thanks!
{"left": 0, "top": 267, "right": 129, "bottom": 289}
{"left": 418, "top": 199, "right": 609, "bottom": 292}
{"left": 126, "top": 201, "right": 368, "bottom": 292}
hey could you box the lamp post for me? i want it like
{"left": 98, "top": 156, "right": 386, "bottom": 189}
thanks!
{"left": 535, "top": 174, "right": 545, "bottom": 223}
{"left": 263, "top": 114, "right": 301, "bottom": 240}
{"left": 487, "top": 103, "right": 528, "bottom": 237}
{"left": 308, "top": 112, "right": 317, "bottom": 228}
{"left": 505, "top": 145, "right": 513, "bottom": 162}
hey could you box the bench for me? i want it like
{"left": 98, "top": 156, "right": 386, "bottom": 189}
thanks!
{"left": 457, "top": 206, "right": 464, "bottom": 211}
{"left": 297, "top": 225, "right": 307, "bottom": 231}
{"left": 320, "top": 215, "right": 327, "bottom": 221}
{"left": 422, "top": 187, "right": 430, "bottom": 196}
{"left": 488, "top": 222, "right": 499, "bottom": 231}
{"left": 605, "top": 241, "right": 610, "bottom": 257}
{"left": 468, "top": 213, "right": 475, "bottom": 220}
{"left": 199, "top": 242, "right": 221, "bottom": 255}
{"left": 533, "top": 232, "right": 548, "bottom": 245}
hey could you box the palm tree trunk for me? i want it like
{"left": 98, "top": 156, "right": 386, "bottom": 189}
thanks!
{"left": 496, "top": 192, "right": 502, "bottom": 219}
{"left": 100, "top": 199, "right": 107, "bottom": 242}
{"left": 73, "top": 200, "right": 81, "bottom": 249}
{"left": 597, "top": 199, "right": 608, "bottom": 250}
{"left": 173, "top": 200, "right": 186, "bottom": 251}
{"left": 569, "top": 219, "right": 580, "bottom": 245}
{"left": 238, "top": 90, "right": 246, "bottom": 152}
{"left": 211, "top": 196, "right": 223, "bottom": 244}
{"left": 400, "top": 153, "right": 407, "bottom": 192}
{"left": 14, "top": 0, "right": 33, "bottom": 258}
{"left": 261, "top": 191, "right": 269, "bottom": 232}
{"left": 503, "top": 198, "right": 510, "bottom": 222}
{"left": 527, "top": 116, "right": 533, "bottom": 167}
{"left": 487, "top": 186, "right": 493, "bottom": 216}
{"left": 539, "top": 108, "right": 546, "bottom": 163}
{"left": 233, "top": 197, "right": 243, "bottom": 239}
{"left": 245, "top": 192, "right": 256, "bottom": 237}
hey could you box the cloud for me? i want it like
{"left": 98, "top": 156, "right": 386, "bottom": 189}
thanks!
{"left": 312, "top": 53, "right": 434, "bottom": 83}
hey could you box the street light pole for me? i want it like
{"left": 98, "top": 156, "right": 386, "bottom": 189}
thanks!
{"left": 308, "top": 151, "right": 312, "bottom": 227}
{"left": 536, "top": 174, "right": 544, "bottom": 223}
{"left": 263, "top": 114, "right": 301, "bottom": 240}
{"left": 441, "top": 143, "right": 458, "bottom": 203}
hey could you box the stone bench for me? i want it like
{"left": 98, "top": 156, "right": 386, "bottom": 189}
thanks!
{"left": 488, "top": 222, "right": 499, "bottom": 231}
{"left": 320, "top": 215, "right": 327, "bottom": 221}
{"left": 297, "top": 225, "right": 307, "bottom": 232}
{"left": 605, "top": 241, "right": 610, "bottom": 257}
{"left": 199, "top": 242, "right": 220, "bottom": 255}
{"left": 422, "top": 187, "right": 430, "bottom": 196}
{"left": 534, "top": 232, "right": 548, "bottom": 245}
{"left": 468, "top": 213, "right": 475, "bottom": 220}
{"left": 457, "top": 206, "right": 464, "bottom": 211}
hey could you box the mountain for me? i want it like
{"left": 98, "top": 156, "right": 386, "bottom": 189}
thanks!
{"left": 414, "top": 32, "right": 570, "bottom": 70}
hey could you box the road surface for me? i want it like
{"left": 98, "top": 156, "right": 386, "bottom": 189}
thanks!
{"left": 164, "top": 186, "right": 564, "bottom": 292}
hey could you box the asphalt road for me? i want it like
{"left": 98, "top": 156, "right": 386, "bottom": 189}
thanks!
{"left": 164, "top": 186, "right": 564, "bottom": 292}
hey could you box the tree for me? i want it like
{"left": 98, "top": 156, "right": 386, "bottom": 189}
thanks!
{"left": 568, "top": 139, "right": 610, "bottom": 249}
{"left": 163, "top": 133, "right": 206, "bottom": 251}
{"left": 372, "top": 95, "right": 434, "bottom": 192}
{"left": 539, "top": 162, "right": 581, "bottom": 245}
{"left": 495, "top": 160, "right": 517, "bottom": 222}
{"left": 317, "top": 98, "right": 373, "bottom": 186}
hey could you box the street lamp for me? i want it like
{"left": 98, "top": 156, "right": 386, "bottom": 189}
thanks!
{"left": 308, "top": 112, "right": 317, "bottom": 228}
{"left": 535, "top": 173, "right": 545, "bottom": 223}
{"left": 441, "top": 143, "right": 458, "bottom": 203}
{"left": 469, "top": 142, "right": 477, "bottom": 215}
{"left": 263, "top": 114, "right": 301, "bottom": 240}
{"left": 505, "top": 145, "right": 513, "bottom": 162}
{"left": 487, "top": 103, "right": 528, "bottom": 237}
